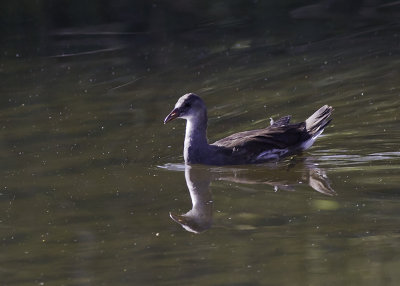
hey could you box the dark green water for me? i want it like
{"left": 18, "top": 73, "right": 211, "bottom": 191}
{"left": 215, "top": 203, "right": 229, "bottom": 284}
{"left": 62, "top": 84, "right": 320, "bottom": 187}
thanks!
{"left": 1, "top": 24, "right": 400, "bottom": 285}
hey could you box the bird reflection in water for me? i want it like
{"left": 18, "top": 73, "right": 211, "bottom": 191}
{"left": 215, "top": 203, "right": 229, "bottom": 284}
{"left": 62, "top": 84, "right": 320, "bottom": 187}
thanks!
{"left": 169, "top": 165, "right": 213, "bottom": 233}
{"left": 169, "top": 158, "right": 335, "bottom": 233}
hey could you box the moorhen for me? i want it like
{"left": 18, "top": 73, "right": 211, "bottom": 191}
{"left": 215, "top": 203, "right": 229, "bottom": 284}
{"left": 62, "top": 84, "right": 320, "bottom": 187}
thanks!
{"left": 164, "top": 93, "right": 332, "bottom": 165}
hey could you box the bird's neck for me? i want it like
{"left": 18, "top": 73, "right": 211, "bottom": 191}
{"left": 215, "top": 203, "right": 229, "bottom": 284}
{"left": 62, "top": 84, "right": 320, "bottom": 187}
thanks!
{"left": 184, "top": 112, "right": 209, "bottom": 163}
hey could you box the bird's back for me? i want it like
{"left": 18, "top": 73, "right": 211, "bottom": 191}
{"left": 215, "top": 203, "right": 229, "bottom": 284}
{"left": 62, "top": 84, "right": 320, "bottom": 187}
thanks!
{"left": 212, "top": 122, "right": 308, "bottom": 163}
{"left": 211, "top": 105, "right": 332, "bottom": 164}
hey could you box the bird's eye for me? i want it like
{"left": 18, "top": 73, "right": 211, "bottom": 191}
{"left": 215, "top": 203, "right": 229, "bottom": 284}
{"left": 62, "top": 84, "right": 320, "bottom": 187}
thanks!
{"left": 184, "top": 103, "right": 191, "bottom": 108}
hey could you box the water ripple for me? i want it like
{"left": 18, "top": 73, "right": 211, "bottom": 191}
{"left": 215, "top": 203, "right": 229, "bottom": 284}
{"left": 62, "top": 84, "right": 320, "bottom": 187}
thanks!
{"left": 317, "top": 151, "right": 400, "bottom": 166}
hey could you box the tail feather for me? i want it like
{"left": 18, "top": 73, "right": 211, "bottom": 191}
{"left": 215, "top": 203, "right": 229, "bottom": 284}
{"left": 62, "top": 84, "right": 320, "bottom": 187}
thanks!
{"left": 298, "top": 105, "right": 333, "bottom": 151}
{"left": 305, "top": 105, "right": 333, "bottom": 137}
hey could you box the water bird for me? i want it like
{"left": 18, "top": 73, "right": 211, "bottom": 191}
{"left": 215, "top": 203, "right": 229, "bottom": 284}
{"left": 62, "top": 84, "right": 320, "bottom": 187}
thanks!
{"left": 164, "top": 93, "right": 332, "bottom": 165}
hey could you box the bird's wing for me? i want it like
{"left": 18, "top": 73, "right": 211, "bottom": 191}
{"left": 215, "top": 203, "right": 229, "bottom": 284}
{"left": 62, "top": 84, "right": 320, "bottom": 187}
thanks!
{"left": 271, "top": 115, "right": 291, "bottom": 127}
{"left": 212, "top": 123, "right": 308, "bottom": 157}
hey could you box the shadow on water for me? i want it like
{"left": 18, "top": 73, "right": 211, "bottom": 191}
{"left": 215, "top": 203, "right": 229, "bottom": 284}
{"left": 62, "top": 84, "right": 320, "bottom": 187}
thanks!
{"left": 160, "top": 156, "right": 335, "bottom": 233}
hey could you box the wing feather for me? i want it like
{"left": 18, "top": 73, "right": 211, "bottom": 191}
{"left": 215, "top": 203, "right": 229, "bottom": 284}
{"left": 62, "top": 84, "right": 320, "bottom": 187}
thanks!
{"left": 212, "top": 123, "right": 308, "bottom": 159}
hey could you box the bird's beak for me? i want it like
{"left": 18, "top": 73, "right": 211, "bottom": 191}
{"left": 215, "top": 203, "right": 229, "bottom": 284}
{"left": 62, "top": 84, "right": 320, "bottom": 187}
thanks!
{"left": 164, "top": 108, "right": 180, "bottom": 124}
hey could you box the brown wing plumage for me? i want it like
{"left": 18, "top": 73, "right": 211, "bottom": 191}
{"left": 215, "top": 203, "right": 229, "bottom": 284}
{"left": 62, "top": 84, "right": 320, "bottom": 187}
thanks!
{"left": 212, "top": 122, "right": 309, "bottom": 160}
{"left": 209, "top": 106, "right": 332, "bottom": 164}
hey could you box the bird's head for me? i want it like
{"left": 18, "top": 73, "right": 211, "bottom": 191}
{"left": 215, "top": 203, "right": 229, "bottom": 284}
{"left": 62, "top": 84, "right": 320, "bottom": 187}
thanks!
{"left": 164, "top": 93, "right": 206, "bottom": 123}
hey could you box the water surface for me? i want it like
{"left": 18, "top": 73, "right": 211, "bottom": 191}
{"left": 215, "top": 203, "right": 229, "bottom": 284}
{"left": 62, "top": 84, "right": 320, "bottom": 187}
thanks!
{"left": 1, "top": 23, "right": 400, "bottom": 285}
